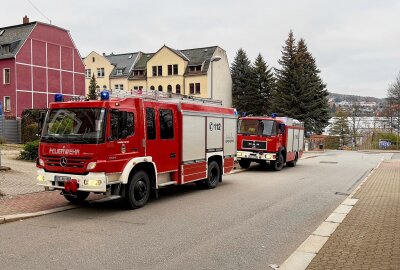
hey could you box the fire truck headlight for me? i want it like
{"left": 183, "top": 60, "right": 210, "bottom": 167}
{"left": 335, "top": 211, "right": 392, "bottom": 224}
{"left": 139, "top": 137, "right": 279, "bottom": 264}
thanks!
{"left": 84, "top": 179, "right": 102, "bottom": 186}
{"left": 86, "top": 162, "right": 97, "bottom": 170}
{"left": 237, "top": 152, "right": 242, "bottom": 157}
{"left": 39, "top": 159, "right": 45, "bottom": 166}
{"left": 37, "top": 175, "right": 45, "bottom": 182}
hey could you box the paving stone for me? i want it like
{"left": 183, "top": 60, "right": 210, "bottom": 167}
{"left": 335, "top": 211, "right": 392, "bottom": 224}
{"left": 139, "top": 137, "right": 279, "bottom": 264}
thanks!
{"left": 307, "top": 161, "right": 400, "bottom": 269}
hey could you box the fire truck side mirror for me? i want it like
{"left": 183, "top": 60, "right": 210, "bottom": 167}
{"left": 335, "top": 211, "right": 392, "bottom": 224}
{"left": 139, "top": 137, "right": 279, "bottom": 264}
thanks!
{"left": 37, "top": 110, "right": 47, "bottom": 137}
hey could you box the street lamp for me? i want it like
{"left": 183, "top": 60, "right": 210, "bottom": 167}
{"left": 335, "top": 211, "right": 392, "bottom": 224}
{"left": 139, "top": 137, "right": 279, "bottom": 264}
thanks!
{"left": 210, "top": 56, "right": 221, "bottom": 99}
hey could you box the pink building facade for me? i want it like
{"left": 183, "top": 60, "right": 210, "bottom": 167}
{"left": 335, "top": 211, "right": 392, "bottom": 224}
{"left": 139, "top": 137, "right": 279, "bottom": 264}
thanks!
{"left": 0, "top": 17, "right": 85, "bottom": 117}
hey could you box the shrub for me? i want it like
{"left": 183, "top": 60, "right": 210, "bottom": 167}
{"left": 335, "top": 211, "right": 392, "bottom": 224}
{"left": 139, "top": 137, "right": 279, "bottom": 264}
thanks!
{"left": 22, "top": 123, "right": 39, "bottom": 143}
{"left": 19, "top": 140, "right": 39, "bottom": 160}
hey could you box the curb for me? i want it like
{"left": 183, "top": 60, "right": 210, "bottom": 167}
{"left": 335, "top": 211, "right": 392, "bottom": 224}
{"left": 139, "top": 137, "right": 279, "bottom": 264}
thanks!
{"left": 277, "top": 159, "right": 383, "bottom": 270}
{"left": 0, "top": 205, "right": 78, "bottom": 224}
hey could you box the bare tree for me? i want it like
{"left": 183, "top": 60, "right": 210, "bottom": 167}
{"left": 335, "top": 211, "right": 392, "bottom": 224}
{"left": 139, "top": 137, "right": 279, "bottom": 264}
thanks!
{"left": 387, "top": 72, "right": 400, "bottom": 149}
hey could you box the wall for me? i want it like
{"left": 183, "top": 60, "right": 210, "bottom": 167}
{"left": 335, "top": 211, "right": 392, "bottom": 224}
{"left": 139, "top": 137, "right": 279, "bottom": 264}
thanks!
{"left": 184, "top": 75, "right": 207, "bottom": 97}
{"left": 0, "top": 59, "right": 16, "bottom": 117}
{"left": 207, "top": 47, "right": 232, "bottom": 107}
{"left": 128, "top": 79, "right": 147, "bottom": 91}
{"left": 83, "top": 51, "right": 114, "bottom": 94}
{"left": 14, "top": 23, "right": 85, "bottom": 116}
{"left": 146, "top": 46, "right": 187, "bottom": 94}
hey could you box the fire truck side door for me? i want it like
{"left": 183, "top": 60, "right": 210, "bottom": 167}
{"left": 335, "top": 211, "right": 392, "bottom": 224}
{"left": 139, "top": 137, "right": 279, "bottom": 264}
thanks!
{"left": 145, "top": 105, "right": 179, "bottom": 173}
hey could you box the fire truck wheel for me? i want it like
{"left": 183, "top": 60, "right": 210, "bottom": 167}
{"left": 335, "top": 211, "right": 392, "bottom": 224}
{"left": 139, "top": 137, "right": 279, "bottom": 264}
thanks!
{"left": 238, "top": 159, "right": 251, "bottom": 169}
{"left": 126, "top": 170, "right": 150, "bottom": 209}
{"left": 271, "top": 153, "right": 284, "bottom": 171}
{"left": 63, "top": 191, "right": 90, "bottom": 204}
{"left": 205, "top": 161, "right": 221, "bottom": 189}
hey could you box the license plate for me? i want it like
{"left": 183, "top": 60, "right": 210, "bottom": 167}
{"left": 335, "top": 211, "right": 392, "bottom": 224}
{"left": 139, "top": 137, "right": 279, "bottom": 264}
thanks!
{"left": 54, "top": 175, "right": 71, "bottom": 182}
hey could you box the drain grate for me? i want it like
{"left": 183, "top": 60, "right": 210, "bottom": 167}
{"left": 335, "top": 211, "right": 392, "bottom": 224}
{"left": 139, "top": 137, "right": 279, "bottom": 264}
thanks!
{"left": 320, "top": 161, "right": 338, "bottom": 164}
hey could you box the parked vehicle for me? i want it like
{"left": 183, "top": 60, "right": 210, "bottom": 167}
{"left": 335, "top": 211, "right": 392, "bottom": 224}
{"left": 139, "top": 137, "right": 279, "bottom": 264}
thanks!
{"left": 37, "top": 90, "right": 237, "bottom": 208}
{"left": 236, "top": 115, "right": 304, "bottom": 170}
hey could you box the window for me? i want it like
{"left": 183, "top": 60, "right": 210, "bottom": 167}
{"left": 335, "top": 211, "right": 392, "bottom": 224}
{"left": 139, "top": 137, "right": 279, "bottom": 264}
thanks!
{"left": 159, "top": 109, "right": 174, "bottom": 139}
{"left": 168, "top": 65, "right": 172, "bottom": 76}
{"left": 195, "top": 83, "right": 200, "bottom": 94}
{"left": 4, "top": 96, "right": 11, "bottom": 112}
{"left": 133, "top": 70, "right": 144, "bottom": 76}
{"left": 189, "top": 83, "right": 194, "bottom": 94}
{"left": 167, "top": 85, "right": 172, "bottom": 93}
{"left": 189, "top": 65, "right": 201, "bottom": 72}
{"left": 139, "top": 86, "right": 143, "bottom": 90}
{"left": 116, "top": 69, "right": 123, "bottom": 75}
{"left": 146, "top": 108, "right": 156, "bottom": 140}
{"left": 150, "top": 85, "right": 155, "bottom": 90}
{"left": 152, "top": 66, "right": 157, "bottom": 76}
{"left": 3, "top": 68, "right": 10, "bottom": 84}
{"left": 152, "top": 66, "right": 163, "bottom": 76}
{"left": 97, "top": 68, "right": 105, "bottom": 77}
{"left": 92, "top": 57, "right": 95, "bottom": 62}
{"left": 134, "top": 86, "right": 138, "bottom": 90}
{"left": 1, "top": 44, "right": 11, "bottom": 55}
{"left": 158, "top": 85, "right": 163, "bottom": 92}
{"left": 111, "top": 110, "right": 134, "bottom": 140}
{"left": 176, "top": 84, "right": 181, "bottom": 94}
{"left": 85, "top": 69, "right": 91, "bottom": 78}
{"left": 115, "top": 84, "right": 124, "bottom": 90}
{"left": 158, "top": 66, "right": 162, "bottom": 76}
{"left": 173, "top": 64, "right": 178, "bottom": 75}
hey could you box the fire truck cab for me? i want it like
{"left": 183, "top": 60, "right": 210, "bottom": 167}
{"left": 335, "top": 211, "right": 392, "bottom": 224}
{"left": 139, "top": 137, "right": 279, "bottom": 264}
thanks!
{"left": 236, "top": 115, "right": 304, "bottom": 171}
{"left": 37, "top": 90, "right": 237, "bottom": 209}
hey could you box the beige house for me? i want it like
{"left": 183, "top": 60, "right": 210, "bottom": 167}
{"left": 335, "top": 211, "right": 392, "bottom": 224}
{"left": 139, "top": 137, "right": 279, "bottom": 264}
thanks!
{"left": 84, "top": 45, "right": 232, "bottom": 106}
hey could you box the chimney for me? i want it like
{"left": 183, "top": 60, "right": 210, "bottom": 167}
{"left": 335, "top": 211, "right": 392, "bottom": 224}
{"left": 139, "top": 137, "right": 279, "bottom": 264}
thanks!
{"left": 23, "top": 15, "right": 29, "bottom": 24}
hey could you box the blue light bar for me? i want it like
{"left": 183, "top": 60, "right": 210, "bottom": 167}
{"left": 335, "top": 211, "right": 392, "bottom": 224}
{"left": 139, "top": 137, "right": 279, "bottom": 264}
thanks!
{"left": 271, "top": 113, "right": 277, "bottom": 118}
{"left": 100, "top": 91, "right": 110, "bottom": 101}
{"left": 54, "top": 93, "right": 64, "bottom": 102}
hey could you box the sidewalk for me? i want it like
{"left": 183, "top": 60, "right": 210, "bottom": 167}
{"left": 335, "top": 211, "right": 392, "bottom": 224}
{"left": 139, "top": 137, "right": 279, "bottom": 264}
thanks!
{"left": 306, "top": 160, "right": 400, "bottom": 270}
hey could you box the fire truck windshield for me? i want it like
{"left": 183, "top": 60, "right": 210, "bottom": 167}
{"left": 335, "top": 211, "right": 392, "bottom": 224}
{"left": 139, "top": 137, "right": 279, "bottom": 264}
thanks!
{"left": 238, "top": 119, "right": 276, "bottom": 136}
{"left": 41, "top": 108, "right": 106, "bottom": 144}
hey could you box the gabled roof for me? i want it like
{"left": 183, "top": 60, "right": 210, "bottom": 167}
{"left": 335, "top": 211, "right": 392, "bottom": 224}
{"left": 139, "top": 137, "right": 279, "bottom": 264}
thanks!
{"left": 180, "top": 46, "right": 218, "bottom": 72}
{"left": 0, "top": 22, "right": 36, "bottom": 60}
{"left": 106, "top": 52, "right": 139, "bottom": 77}
{"left": 133, "top": 52, "right": 154, "bottom": 70}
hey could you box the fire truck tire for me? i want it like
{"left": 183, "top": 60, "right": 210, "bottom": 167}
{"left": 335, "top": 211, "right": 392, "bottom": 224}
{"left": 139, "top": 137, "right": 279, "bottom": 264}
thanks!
{"left": 287, "top": 153, "right": 298, "bottom": 167}
{"left": 63, "top": 191, "right": 90, "bottom": 204}
{"left": 125, "top": 170, "right": 150, "bottom": 209}
{"left": 271, "top": 153, "right": 284, "bottom": 171}
{"left": 238, "top": 159, "right": 251, "bottom": 169}
{"left": 204, "top": 161, "right": 221, "bottom": 189}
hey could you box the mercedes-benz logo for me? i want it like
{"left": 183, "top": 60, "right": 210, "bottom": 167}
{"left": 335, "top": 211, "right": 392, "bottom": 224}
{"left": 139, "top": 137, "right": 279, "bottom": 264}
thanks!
{"left": 60, "top": 157, "right": 67, "bottom": 167}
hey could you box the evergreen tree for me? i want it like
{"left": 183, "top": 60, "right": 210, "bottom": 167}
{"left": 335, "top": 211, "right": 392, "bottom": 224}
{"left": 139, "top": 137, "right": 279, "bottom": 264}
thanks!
{"left": 88, "top": 74, "right": 98, "bottom": 100}
{"left": 329, "top": 110, "right": 351, "bottom": 146}
{"left": 272, "top": 30, "right": 298, "bottom": 116}
{"left": 273, "top": 31, "right": 330, "bottom": 134}
{"left": 252, "top": 53, "right": 275, "bottom": 115}
{"left": 231, "top": 48, "right": 255, "bottom": 114}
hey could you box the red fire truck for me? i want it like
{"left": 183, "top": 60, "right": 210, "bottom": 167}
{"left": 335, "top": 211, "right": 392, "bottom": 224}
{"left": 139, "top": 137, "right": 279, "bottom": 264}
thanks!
{"left": 236, "top": 115, "right": 304, "bottom": 170}
{"left": 37, "top": 90, "right": 237, "bottom": 209}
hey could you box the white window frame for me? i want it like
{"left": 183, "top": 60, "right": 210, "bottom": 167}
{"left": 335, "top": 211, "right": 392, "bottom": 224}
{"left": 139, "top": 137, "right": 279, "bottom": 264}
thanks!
{"left": 116, "top": 69, "right": 123, "bottom": 76}
{"left": 85, "top": 69, "right": 91, "bottom": 78}
{"left": 4, "top": 96, "right": 11, "bottom": 112}
{"left": 3, "top": 68, "right": 10, "bottom": 84}
{"left": 97, "top": 68, "right": 105, "bottom": 77}
{"left": 115, "top": 84, "right": 124, "bottom": 90}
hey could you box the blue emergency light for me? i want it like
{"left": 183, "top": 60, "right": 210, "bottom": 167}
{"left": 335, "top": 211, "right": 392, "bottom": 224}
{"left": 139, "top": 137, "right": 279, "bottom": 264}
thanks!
{"left": 100, "top": 90, "right": 110, "bottom": 101}
{"left": 54, "top": 93, "right": 64, "bottom": 102}
{"left": 271, "top": 113, "right": 278, "bottom": 118}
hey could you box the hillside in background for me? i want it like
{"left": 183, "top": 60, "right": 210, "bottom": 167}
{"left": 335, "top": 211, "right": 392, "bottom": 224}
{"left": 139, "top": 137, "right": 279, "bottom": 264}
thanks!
{"left": 328, "top": 93, "right": 383, "bottom": 103}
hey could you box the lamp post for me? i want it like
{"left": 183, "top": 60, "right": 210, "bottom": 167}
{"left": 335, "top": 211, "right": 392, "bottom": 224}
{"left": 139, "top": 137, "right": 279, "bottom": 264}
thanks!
{"left": 210, "top": 56, "right": 221, "bottom": 99}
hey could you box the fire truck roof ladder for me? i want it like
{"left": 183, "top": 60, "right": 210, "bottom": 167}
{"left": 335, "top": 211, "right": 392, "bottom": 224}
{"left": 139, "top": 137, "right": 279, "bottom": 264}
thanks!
{"left": 111, "top": 89, "right": 223, "bottom": 106}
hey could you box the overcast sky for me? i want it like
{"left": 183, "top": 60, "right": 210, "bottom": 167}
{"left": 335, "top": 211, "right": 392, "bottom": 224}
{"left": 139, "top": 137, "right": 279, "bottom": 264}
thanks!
{"left": 4, "top": 0, "right": 400, "bottom": 98}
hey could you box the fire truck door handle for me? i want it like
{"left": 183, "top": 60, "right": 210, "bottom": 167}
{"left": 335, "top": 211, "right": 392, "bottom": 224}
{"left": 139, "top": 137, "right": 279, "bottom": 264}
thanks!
{"left": 170, "top": 152, "right": 176, "bottom": 158}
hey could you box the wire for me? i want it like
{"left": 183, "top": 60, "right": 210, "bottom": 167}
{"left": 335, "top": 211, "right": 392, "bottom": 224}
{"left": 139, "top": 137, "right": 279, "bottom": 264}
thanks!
{"left": 26, "top": 0, "right": 52, "bottom": 24}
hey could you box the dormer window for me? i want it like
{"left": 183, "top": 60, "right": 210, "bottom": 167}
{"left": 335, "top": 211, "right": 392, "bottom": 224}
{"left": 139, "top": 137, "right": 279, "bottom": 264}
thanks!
{"left": 1, "top": 44, "right": 11, "bottom": 55}
{"left": 189, "top": 65, "right": 202, "bottom": 72}
{"left": 116, "top": 69, "right": 123, "bottom": 75}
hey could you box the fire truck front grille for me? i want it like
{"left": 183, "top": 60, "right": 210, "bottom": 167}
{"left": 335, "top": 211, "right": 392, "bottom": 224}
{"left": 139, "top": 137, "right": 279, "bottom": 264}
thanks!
{"left": 42, "top": 155, "right": 91, "bottom": 168}
{"left": 242, "top": 140, "right": 267, "bottom": 150}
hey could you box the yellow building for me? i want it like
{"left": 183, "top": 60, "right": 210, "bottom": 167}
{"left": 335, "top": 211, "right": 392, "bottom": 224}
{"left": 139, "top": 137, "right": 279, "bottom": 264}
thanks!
{"left": 83, "top": 51, "right": 114, "bottom": 93}
{"left": 84, "top": 45, "right": 232, "bottom": 106}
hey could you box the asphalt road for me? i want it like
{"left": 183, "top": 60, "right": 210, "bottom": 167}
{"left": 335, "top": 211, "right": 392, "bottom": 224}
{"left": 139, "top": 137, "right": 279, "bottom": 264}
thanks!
{"left": 0, "top": 151, "right": 392, "bottom": 270}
